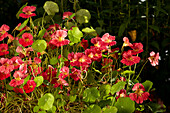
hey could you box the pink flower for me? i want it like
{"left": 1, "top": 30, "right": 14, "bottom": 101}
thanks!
{"left": 0, "top": 44, "right": 9, "bottom": 56}
{"left": 130, "top": 43, "right": 143, "bottom": 55}
{"left": 123, "top": 37, "right": 133, "bottom": 47}
{"left": 11, "top": 56, "right": 23, "bottom": 69}
{"left": 0, "top": 24, "right": 10, "bottom": 41}
{"left": 121, "top": 50, "right": 140, "bottom": 66}
{"left": 59, "top": 66, "right": 69, "bottom": 79}
{"left": 0, "top": 58, "right": 14, "bottom": 74}
{"left": 148, "top": 51, "right": 159, "bottom": 66}
{"left": 91, "top": 37, "right": 108, "bottom": 51}
{"left": 53, "top": 77, "right": 69, "bottom": 89}
{"left": 70, "top": 68, "right": 81, "bottom": 81}
{"left": 16, "top": 46, "right": 34, "bottom": 58}
{"left": 129, "top": 83, "right": 150, "bottom": 104}
{"left": 62, "top": 11, "right": 75, "bottom": 19}
{"left": 19, "top": 33, "right": 34, "bottom": 47}
{"left": 85, "top": 48, "right": 102, "bottom": 62}
{"left": 19, "top": 6, "right": 36, "bottom": 18}
{"left": 9, "top": 71, "right": 25, "bottom": 87}
{"left": 34, "top": 57, "right": 41, "bottom": 64}
{"left": 101, "top": 33, "right": 116, "bottom": 46}
{"left": 116, "top": 89, "right": 128, "bottom": 100}
{"left": 23, "top": 80, "right": 36, "bottom": 93}
{"left": 50, "top": 30, "right": 70, "bottom": 47}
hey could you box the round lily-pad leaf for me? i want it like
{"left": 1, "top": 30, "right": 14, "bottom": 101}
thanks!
{"left": 32, "top": 40, "right": 47, "bottom": 52}
{"left": 43, "top": 1, "right": 59, "bottom": 15}
{"left": 76, "top": 9, "right": 91, "bottom": 24}
{"left": 83, "top": 104, "right": 101, "bottom": 113}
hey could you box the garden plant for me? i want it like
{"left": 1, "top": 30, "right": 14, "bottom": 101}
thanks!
{"left": 0, "top": 1, "right": 166, "bottom": 113}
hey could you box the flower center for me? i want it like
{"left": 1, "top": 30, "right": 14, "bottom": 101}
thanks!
{"left": 79, "top": 58, "right": 86, "bottom": 62}
{"left": 25, "top": 38, "right": 30, "bottom": 42}
{"left": 29, "top": 85, "right": 33, "bottom": 88}
{"left": 58, "top": 37, "right": 64, "bottom": 42}
{"left": 135, "top": 88, "right": 143, "bottom": 96}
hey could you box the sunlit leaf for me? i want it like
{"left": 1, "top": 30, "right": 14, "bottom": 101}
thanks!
{"left": 43, "top": 1, "right": 59, "bottom": 15}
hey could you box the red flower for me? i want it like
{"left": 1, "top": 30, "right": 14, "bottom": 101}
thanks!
{"left": 0, "top": 58, "right": 14, "bottom": 74}
{"left": 16, "top": 46, "right": 34, "bottom": 58}
{"left": 0, "top": 24, "right": 10, "bottom": 41}
{"left": 116, "top": 89, "right": 128, "bottom": 100}
{"left": 9, "top": 71, "right": 25, "bottom": 87}
{"left": 123, "top": 37, "right": 133, "bottom": 47}
{"left": 70, "top": 68, "right": 81, "bottom": 81}
{"left": 101, "top": 33, "right": 116, "bottom": 46}
{"left": 0, "top": 44, "right": 9, "bottom": 56}
{"left": 81, "top": 39, "right": 88, "bottom": 50}
{"left": 50, "top": 30, "right": 70, "bottom": 47}
{"left": 121, "top": 50, "right": 140, "bottom": 66}
{"left": 130, "top": 43, "right": 143, "bottom": 55}
{"left": 19, "top": 33, "right": 34, "bottom": 47}
{"left": 91, "top": 37, "right": 108, "bottom": 51}
{"left": 47, "top": 24, "right": 61, "bottom": 32}
{"left": 59, "top": 66, "right": 69, "bottom": 79}
{"left": 115, "top": 76, "right": 126, "bottom": 83}
{"left": 13, "top": 87, "right": 24, "bottom": 94}
{"left": 148, "top": 51, "right": 159, "bottom": 66}
{"left": 109, "top": 48, "right": 119, "bottom": 59}
{"left": 85, "top": 48, "right": 102, "bottom": 62}
{"left": 0, "top": 72, "right": 10, "bottom": 80}
{"left": 23, "top": 80, "right": 36, "bottom": 93}
{"left": 129, "top": 83, "right": 150, "bottom": 104}
{"left": 19, "top": 6, "right": 36, "bottom": 18}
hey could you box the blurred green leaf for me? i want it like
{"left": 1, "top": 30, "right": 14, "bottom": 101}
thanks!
{"left": 18, "top": 18, "right": 29, "bottom": 30}
{"left": 68, "top": 27, "right": 83, "bottom": 44}
{"left": 83, "top": 104, "right": 101, "bottom": 113}
{"left": 149, "top": 25, "right": 160, "bottom": 33}
{"left": 16, "top": 3, "right": 28, "bottom": 19}
{"left": 32, "top": 40, "right": 47, "bottom": 52}
{"left": 142, "top": 80, "right": 153, "bottom": 92}
{"left": 38, "top": 28, "right": 46, "bottom": 38}
{"left": 111, "top": 81, "right": 126, "bottom": 95}
{"left": 76, "top": 9, "right": 91, "bottom": 24}
{"left": 34, "top": 76, "right": 44, "bottom": 87}
{"left": 102, "top": 106, "right": 118, "bottom": 113}
{"left": 43, "top": 1, "right": 59, "bottom": 15}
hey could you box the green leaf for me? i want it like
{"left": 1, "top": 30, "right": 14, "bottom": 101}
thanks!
{"left": 99, "top": 84, "right": 111, "bottom": 98}
{"left": 47, "top": 106, "right": 56, "bottom": 113}
{"left": 34, "top": 76, "right": 44, "bottom": 87}
{"left": 18, "top": 18, "right": 29, "bottom": 30}
{"left": 150, "top": 41, "right": 160, "bottom": 50}
{"left": 69, "top": 95, "right": 77, "bottom": 102}
{"left": 23, "top": 75, "right": 30, "bottom": 86}
{"left": 83, "top": 104, "right": 101, "bottom": 113}
{"left": 142, "top": 80, "right": 153, "bottom": 92}
{"left": 68, "top": 27, "right": 83, "bottom": 44}
{"left": 76, "top": 9, "right": 91, "bottom": 24}
{"left": 83, "top": 87, "right": 100, "bottom": 103}
{"left": 32, "top": 40, "right": 47, "bottom": 52}
{"left": 102, "top": 106, "right": 118, "bottom": 113}
{"left": 64, "top": 22, "right": 75, "bottom": 30}
{"left": 149, "top": 25, "right": 160, "bottom": 33}
{"left": 33, "top": 106, "right": 40, "bottom": 112}
{"left": 43, "top": 1, "right": 59, "bottom": 15}
{"left": 16, "top": 3, "right": 28, "bottom": 19}
{"left": 121, "top": 70, "right": 135, "bottom": 76}
{"left": 95, "top": 27, "right": 103, "bottom": 35}
{"left": 38, "top": 28, "right": 46, "bottom": 38}
{"left": 6, "top": 84, "right": 13, "bottom": 90}
{"left": 38, "top": 111, "right": 46, "bottom": 113}
{"left": 118, "top": 23, "right": 126, "bottom": 37}
{"left": 111, "top": 82, "right": 126, "bottom": 95}
{"left": 16, "top": 30, "right": 26, "bottom": 37}
{"left": 82, "top": 27, "right": 96, "bottom": 33}
{"left": 115, "top": 97, "right": 135, "bottom": 113}
{"left": 50, "top": 57, "right": 58, "bottom": 65}
{"left": 38, "top": 93, "right": 54, "bottom": 110}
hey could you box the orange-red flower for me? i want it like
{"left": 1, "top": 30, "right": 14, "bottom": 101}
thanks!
{"left": 9, "top": 71, "right": 25, "bottom": 87}
{"left": 130, "top": 43, "right": 143, "bottom": 55}
{"left": 116, "top": 89, "right": 128, "bottom": 100}
{"left": 101, "top": 33, "right": 116, "bottom": 46}
{"left": 0, "top": 24, "right": 10, "bottom": 41}
{"left": 123, "top": 37, "right": 133, "bottom": 47}
{"left": 121, "top": 50, "right": 140, "bottom": 66}
{"left": 19, "top": 33, "right": 34, "bottom": 47}
{"left": 0, "top": 44, "right": 9, "bottom": 56}
{"left": 23, "top": 80, "right": 36, "bottom": 93}
{"left": 0, "top": 58, "right": 14, "bottom": 74}
{"left": 129, "top": 83, "right": 150, "bottom": 104}
{"left": 19, "top": 6, "right": 36, "bottom": 18}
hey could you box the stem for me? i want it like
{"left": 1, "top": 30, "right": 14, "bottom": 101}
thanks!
{"left": 135, "top": 59, "right": 148, "bottom": 80}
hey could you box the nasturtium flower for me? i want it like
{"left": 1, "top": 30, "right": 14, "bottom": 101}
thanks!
{"left": 53, "top": 77, "right": 69, "bottom": 89}
{"left": 116, "top": 89, "right": 128, "bottom": 100}
{"left": 62, "top": 11, "right": 74, "bottom": 19}
{"left": 70, "top": 68, "right": 81, "bottom": 81}
{"left": 19, "top": 33, "right": 34, "bottom": 47}
{"left": 129, "top": 83, "right": 150, "bottom": 104}
{"left": 81, "top": 39, "right": 88, "bottom": 50}
{"left": 101, "top": 33, "right": 116, "bottom": 46}
{"left": 59, "top": 66, "right": 69, "bottom": 79}
{"left": 47, "top": 24, "right": 61, "bottom": 32}
{"left": 121, "top": 50, "right": 140, "bottom": 66}
{"left": 0, "top": 24, "right": 10, "bottom": 41}
{"left": 11, "top": 56, "right": 23, "bottom": 69}
{"left": 85, "top": 48, "right": 102, "bottom": 62}
{"left": 0, "top": 72, "right": 10, "bottom": 80}
{"left": 0, "top": 44, "right": 9, "bottom": 56}
{"left": 91, "top": 37, "right": 108, "bottom": 51}
{"left": 19, "top": 6, "right": 36, "bottom": 18}
{"left": 130, "top": 43, "right": 143, "bottom": 55}
{"left": 50, "top": 30, "right": 70, "bottom": 47}
{"left": 9, "top": 71, "right": 25, "bottom": 87}
{"left": 23, "top": 80, "right": 36, "bottom": 93}
{"left": 123, "top": 37, "right": 133, "bottom": 47}
{"left": 148, "top": 51, "right": 159, "bottom": 66}
{"left": 0, "top": 58, "right": 14, "bottom": 74}
{"left": 13, "top": 87, "right": 24, "bottom": 94}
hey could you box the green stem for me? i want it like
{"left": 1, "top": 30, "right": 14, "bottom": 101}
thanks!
{"left": 135, "top": 59, "right": 148, "bottom": 80}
